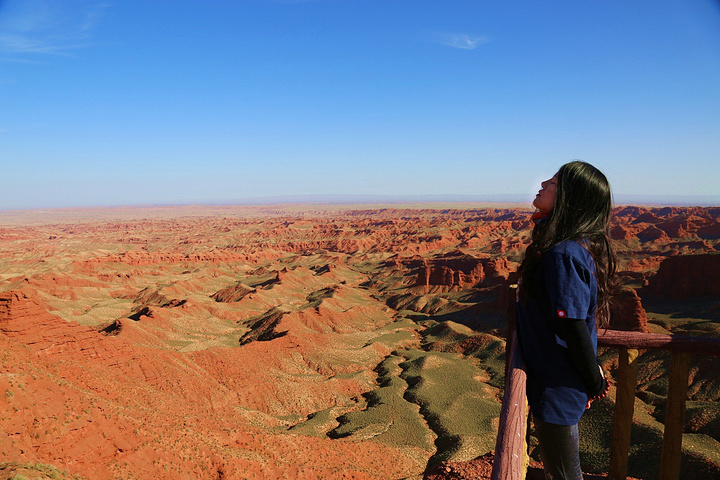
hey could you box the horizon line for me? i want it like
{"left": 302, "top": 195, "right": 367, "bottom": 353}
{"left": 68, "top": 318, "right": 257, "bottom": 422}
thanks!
{"left": 2, "top": 193, "right": 720, "bottom": 213}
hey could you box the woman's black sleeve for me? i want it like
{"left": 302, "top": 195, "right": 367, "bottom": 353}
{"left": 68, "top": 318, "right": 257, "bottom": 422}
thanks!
{"left": 557, "top": 318, "right": 607, "bottom": 397}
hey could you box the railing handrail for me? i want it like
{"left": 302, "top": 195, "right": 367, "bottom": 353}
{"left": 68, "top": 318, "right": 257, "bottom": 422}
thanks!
{"left": 491, "top": 332, "right": 527, "bottom": 480}
{"left": 492, "top": 290, "right": 720, "bottom": 480}
{"left": 597, "top": 328, "right": 720, "bottom": 356}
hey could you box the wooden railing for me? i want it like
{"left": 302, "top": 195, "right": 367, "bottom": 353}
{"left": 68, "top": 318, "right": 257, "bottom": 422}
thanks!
{"left": 492, "top": 331, "right": 528, "bottom": 480}
{"left": 596, "top": 329, "right": 720, "bottom": 480}
{"left": 491, "top": 288, "right": 720, "bottom": 480}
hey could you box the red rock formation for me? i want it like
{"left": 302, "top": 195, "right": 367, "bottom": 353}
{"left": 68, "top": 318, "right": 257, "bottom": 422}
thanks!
{"left": 608, "top": 288, "right": 649, "bottom": 332}
{"left": 656, "top": 215, "right": 706, "bottom": 238}
{"left": 633, "top": 211, "right": 660, "bottom": 224}
{"left": 416, "top": 262, "right": 485, "bottom": 288}
{"left": 211, "top": 282, "right": 256, "bottom": 302}
{"left": 614, "top": 205, "right": 647, "bottom": 220}
{"left": 0, "top": 290, "right": 131, "bottom": 361}
{"left": 637, "top": 225, "right": 669, "bottom": 243}
{"left": 407, "top": 252, "right": 513, "bottom": 289}
{"left": 698, "top": 221, "right": 720, "bottom": 239}
{"left": 646, "top": 254, "right": 720, "bottom": 299}
{"left": 409, "top": 253, "right": 486, "bottom": 288}
{"left": 611, "top": 225, "right": 631, "bottom": 240}
{"left": 483, "top": 257, "right": 514, "bottom": 284}
{"left": 1, "top": 204, "right": 719, "bottom": 479}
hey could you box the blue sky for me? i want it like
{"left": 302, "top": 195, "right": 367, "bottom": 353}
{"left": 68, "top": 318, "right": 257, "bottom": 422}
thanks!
{"left": 1, "top": 0, "right": 719, "bottom": 209}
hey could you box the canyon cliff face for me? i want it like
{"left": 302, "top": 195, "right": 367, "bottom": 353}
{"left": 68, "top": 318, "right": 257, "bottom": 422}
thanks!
{"left": 0, "top": 290, "right": 136, "bottom": 362}
{"left": 0, "top": 204, "right": 718, "bottom": 480}
{"left": 396, "top": 252, "right": 514, "bottom": 289}
{"left": 608, "top": 288, "right": 649, "bottom": 332}
{"left": 645, "top": 254, "right": 720, "bottom": 299}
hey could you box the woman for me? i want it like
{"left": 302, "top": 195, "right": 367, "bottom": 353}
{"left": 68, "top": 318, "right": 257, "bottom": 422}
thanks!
{"left": 516, "top": 160, "right": 615, "bottom": 480}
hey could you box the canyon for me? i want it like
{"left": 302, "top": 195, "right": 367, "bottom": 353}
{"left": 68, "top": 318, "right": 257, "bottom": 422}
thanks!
{"left": 0, "top": 204, "right": 719, "bottom": 479}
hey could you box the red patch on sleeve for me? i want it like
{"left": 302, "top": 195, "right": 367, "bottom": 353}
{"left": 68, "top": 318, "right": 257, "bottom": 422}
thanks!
{"left": 557, "top": 309, "right": 567, "bottom": 318}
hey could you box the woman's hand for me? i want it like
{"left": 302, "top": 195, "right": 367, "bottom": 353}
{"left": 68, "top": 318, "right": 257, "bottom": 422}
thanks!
{"left": 586, "top": 366, "right": 610, "bottom": 410}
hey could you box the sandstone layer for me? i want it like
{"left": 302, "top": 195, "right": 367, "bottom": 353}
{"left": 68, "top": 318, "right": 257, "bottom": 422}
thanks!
{"left": 0, "top": 204, "right": 718, "bottom": 480}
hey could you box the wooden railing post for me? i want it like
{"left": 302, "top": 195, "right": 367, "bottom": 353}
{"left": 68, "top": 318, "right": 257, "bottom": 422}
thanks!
{"left": 491, "top": 333, "right": 528, "bottom": 480}
{"left": 659, "top": 352, "right": 691, "bottom": 480}
{"left": 609, "top": 348, "right": 639, "bottom": 480}
{"left": 492, "top": 284, "right": 528, "bottom": 480}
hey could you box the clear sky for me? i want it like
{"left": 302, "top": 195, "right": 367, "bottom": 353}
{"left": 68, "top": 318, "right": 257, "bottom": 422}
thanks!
{"left": 1, "top": 0, "right": 719, "bottom": 209}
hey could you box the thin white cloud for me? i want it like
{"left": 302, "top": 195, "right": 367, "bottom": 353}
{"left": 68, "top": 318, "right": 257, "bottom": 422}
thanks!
{"left": 0, "top": 1, "right": 110, "bottom": 58}
{"left": 80, "top": 2, "right": 111, "bottom": 34}
{"left": 0, "top": 33, "right": 88, "bottom": 55}
{"left": 431, "top": 32, "right": 489, "bottom": 50}
{"left": 0, "top": 56, "right": 48, "bottom": 65}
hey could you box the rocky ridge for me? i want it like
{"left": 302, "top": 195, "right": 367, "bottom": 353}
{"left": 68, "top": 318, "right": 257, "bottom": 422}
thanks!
{"left": 0, "top": 205, "right": 718, "bottom": 479}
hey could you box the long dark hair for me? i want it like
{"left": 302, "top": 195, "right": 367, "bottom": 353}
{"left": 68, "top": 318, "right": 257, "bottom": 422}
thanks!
{"left": 519, "top": 160, "right": 617, "bottom": 327}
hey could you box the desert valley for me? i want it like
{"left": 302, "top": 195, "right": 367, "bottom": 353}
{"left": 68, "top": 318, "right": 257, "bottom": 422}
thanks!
{"left": 1, "top": 204, "right": 719, "bottom": 480}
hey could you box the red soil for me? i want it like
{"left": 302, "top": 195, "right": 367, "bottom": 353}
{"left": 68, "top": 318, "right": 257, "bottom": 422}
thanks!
{"left": 0, "top": 204, "right": 718, "bottom": 479}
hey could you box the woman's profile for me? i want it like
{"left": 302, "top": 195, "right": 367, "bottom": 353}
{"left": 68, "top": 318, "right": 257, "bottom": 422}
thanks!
{"left": 516, "top": 160, "right": 615, "bottom": 479}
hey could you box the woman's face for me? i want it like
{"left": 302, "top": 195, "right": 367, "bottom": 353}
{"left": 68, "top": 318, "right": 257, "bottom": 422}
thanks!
{"left": 533, "top": 172, "right": 558, "bottom": 213}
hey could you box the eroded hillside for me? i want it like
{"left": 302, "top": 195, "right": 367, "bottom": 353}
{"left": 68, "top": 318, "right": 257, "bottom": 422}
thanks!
{"left": 1, "top": 205, "right": 719, "bottom": 479}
